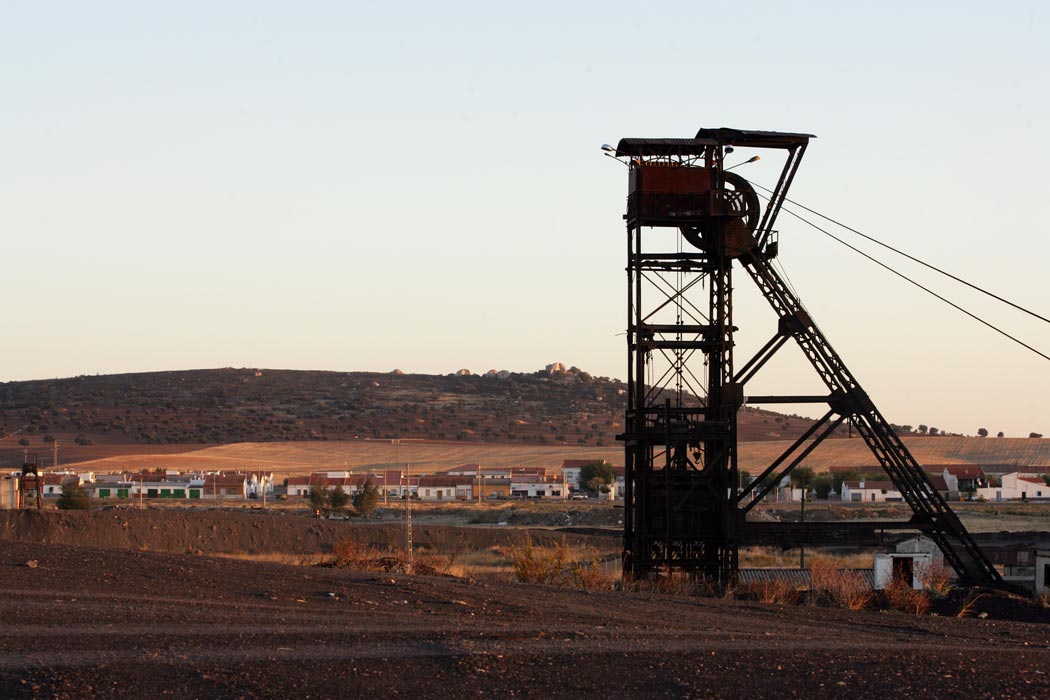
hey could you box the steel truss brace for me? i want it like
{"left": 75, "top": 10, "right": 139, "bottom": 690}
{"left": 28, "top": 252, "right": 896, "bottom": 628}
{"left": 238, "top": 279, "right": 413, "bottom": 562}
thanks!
{"left": 737, "top": 251, "right": 1001, "bottom": 585}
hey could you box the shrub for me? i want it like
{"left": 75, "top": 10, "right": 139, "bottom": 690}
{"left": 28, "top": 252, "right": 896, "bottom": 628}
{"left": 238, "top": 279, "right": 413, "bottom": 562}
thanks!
{"left": 331, "top": 538, "right": 386, "bottom": 571}
{"left": 57, "top": 482, "right": 92, "bottom": 510}
{"left": 509, "top": 535, "right": 569, "bottom": 585}
{"left": 808, "top": 559, "right": 873, "bottom": 610}
{"left": 352, "top": 479, "right": 380, "bottom": 518}
{"left": 571, "top": 559, "right": 618, "bottom": 591}
{"left": 740, "top": 578, "right": 799, "bottom": 605}
{"left": 916, "top": 562, "right": 954, "bottom": 597}
{"left": 884, "top": 578, "right": 930, "bottom": 615}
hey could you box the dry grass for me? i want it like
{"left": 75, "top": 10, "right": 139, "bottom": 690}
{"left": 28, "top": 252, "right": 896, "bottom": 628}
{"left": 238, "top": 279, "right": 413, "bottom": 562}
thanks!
{"left": 741, "top": 547, "right": 873, "bottom": 570}
{"left": 331, "top": 538, "right": 390, "bottom": 571}
{"left": 916, "top": 562, "right": 954, "bottom": 597}
{"left": 956, "top": 592, "right": 989, "bottom": 618}
{"left": 808, "top": 559, "right": 873, "bottom": 610}
{"left": 1038, "top": 590, "right": 1050, "bottom": 609}
{"left": 64, "top": 439, "right": 620, "bottom": 475}
{"left": 508, "top": 535, "right": 570, "bottom": 585}
{"left": 62, "top": 435, "right": 1050, "bottom": 476}
{"left": 570, "top": 559, "right": 620, "bottom": 591}
{"left": 883, "top": 578, "right": 931, "bottom": 615}
{"left": 739, "top": 578, "right": 800, "bottom": 605}
{"left": 209, "top": 551, "right": 329, "bottom": 567}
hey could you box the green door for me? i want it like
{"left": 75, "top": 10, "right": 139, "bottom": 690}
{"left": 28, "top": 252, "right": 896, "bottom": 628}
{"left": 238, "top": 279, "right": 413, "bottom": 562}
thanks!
{"left": 189, "top": 489, "right": 201, "bottom": 499}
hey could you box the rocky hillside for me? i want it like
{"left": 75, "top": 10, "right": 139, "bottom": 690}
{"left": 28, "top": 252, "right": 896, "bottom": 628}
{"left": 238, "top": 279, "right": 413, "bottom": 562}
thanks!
{"left": 0, "top": 366, "right": 825, "bottom": 464}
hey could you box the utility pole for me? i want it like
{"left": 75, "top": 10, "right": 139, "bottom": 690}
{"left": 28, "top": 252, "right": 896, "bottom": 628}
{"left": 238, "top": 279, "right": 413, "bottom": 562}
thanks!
{"left": 52, "top": 440, "right": 59, "bottom": 470}
{"left": 799, "top": 480, "right": 807, "bottom": 569}
{"left": 403, "top": 462, "right": 413, "bottom": 568}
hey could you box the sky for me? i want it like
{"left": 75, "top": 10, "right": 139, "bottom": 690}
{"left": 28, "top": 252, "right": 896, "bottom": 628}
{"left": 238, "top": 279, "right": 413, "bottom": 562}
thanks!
{"left": 2, "top": 1, "right": 1050, "bottom": 438}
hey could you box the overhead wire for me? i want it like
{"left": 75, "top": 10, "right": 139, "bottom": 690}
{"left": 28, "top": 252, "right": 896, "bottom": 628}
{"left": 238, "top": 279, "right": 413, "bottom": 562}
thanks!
{"left": 751, "top": 182, "right": 1050, "bottom": 326}
{"left": 753, "top": 190, "right": 1050, "bottom": 363}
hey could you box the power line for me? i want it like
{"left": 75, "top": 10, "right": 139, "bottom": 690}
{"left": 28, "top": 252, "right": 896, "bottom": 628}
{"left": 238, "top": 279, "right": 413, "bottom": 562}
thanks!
{"left": 756, "top": 192, "right": 1050, "bottom": 363}
{"left": 751, "top": 182, "right": 1050, "bottom": 326}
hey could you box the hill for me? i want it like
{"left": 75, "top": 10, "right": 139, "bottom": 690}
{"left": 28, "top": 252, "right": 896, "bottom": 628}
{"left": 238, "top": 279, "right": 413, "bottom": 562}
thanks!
{"left": 0, "top": 366, "right": 827, "bottom": 467}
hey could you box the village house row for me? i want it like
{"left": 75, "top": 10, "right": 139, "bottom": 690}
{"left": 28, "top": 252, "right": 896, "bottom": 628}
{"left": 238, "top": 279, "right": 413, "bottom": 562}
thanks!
{"left": 3, "top": 461, "right": 1049, "bottom": 507}
{"left": 1, "top": 461, "right": 623, "bottom": 506}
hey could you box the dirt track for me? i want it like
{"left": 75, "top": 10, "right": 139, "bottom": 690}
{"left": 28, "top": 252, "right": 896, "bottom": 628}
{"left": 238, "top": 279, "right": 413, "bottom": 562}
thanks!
{"left": 1, "top": 537, "right": 1048, "bottom": 699}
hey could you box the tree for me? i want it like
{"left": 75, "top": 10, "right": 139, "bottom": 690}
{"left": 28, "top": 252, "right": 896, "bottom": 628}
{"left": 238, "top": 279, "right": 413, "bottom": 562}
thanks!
{"left": 832, "top": 468, "right": 860, "bottom": 496}
{"left": 308, "top": 484, "right": 330, "bottom": 515}
{"left": 917, "top": 425, "right": 928, "bottom": 435}
{"left": 18, "top": 438, "right": 29, "bottom": 446}
{"left": 57, "top": 481, "right": 92, "bottom": 510}
{"left": 977, "top": 428, "right": 989, "bottom": 438}
{"left": 929, "top": 427, "right": 939, "bottom": 436}
{"left": 353, "top": 479, "right": 380, "bottom": 518}
{"left": 997, "top": 431, "right": 1005, "bottom": 438}
{"left": 790, "top": 466, "right": 815, "bottom": 492}
{"left": 1030, "top": 432, "right": 1044, "bottom": 439}
{"left": 811, "top": 475, "right": 833, "bottom": 499}
{"left": 580, "top": 460, "right": 615, "bottom": 493}
{"left": 1043, "top": 474, "right": 1050, "bottom": 486}
{"left": 329, "top": 485, "right": 350, "bottom": 512}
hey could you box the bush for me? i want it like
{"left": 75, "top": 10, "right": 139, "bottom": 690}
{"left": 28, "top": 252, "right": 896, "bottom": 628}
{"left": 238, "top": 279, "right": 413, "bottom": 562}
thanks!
{"left": 916, "top": 562, "right": 954, "bottom": 597}
{"left": 509, "top": 535, "right": 569, "bottom": 585}
{"left": 570, "top": 559, "right": 618, "bottom": 591}
{"left": 352, "top": 479, "right": 380, "bottom": 518}
{"left": 56, "top": 482, "right": 92, "bottom": 510}
{"left": 331, "top": 539, "right": 386, "bottom": 571}
{"left": 740, "top": 578, "right": 799, "bottom": 605}
{"left": 808, "top": 559, "right": 872, "bottom": 610}
{"left": 883, "top": 578, "right": 930, "bottom": 615}
{"left": 329, "top": 485, "right": 350, "bottom": 511}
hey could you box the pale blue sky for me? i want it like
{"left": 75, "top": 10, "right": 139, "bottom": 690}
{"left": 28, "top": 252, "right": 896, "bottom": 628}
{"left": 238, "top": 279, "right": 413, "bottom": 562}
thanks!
{"left": 2, "top": 1, "right": 1049, "bottom": 437}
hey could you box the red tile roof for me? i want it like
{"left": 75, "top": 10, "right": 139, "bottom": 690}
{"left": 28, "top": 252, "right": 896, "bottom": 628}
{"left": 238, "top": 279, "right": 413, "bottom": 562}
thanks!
{"left": 562, "top": 459, "right": 606, "bottom": 469}
{"left": 943, "top": 465, "right": 985, "bottom": 479}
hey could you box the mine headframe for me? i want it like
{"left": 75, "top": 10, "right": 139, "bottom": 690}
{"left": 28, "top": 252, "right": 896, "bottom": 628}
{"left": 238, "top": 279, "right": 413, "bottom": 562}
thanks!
{"left": 19, "top": 450, "right": 43, "bottom": 510}
{"left": 615, "top": 127, "right": 1001, "bottom": 588}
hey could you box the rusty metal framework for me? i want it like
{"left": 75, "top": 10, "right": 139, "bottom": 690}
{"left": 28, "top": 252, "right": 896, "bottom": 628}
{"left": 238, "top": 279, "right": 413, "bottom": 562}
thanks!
{"left": 616, "top": 127, "right": 1001, "bottom": 587}
{"left": 18, "top": 452, "right": 43, "bottom": 510}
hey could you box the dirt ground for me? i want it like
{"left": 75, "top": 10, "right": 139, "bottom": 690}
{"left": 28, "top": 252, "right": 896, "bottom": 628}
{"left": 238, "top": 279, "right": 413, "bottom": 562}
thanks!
{"left": 0, "top": 534, "right": 1048, "bottom": 700}
{"left": 0, "top": 509, "right": 615, "bottom": 559}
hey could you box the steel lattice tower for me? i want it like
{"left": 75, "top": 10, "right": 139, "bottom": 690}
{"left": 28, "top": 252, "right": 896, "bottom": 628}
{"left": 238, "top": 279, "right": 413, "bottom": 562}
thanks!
{"left": 615, "top": 128, "right": 1002, "bottom": 588}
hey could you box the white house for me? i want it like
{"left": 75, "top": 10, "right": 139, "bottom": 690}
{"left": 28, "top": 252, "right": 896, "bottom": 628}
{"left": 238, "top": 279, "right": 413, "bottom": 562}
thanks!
{"left": 841, "top": 480, "right": 903, "bottom": 503}
{"left": 975, "top": 472, "right": 1049, "bottom": 501}
{"left": 510, "top": 475, "right": 566, "bottom": 499}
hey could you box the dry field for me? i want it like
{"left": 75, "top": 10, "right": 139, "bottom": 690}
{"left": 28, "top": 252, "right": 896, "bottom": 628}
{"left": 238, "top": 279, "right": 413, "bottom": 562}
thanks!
{"left": 57, "top": 435, "right": 1050, "bottom": 477}
{"left": 61, "top": 439, "right": 622, "bottom": 474}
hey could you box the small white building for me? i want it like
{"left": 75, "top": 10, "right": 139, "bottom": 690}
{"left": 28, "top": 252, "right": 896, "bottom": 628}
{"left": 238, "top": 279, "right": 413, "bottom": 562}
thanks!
{"left": 841, "top": 480, "right": 903, "bottom": 503}
{"left": 976, "top": 472, "right": 1049, "bottom": 501}
{"left": 1036, "top": 550, "right": 1050, "bottom": 595}
{"left": 510, "top": 475, "right": 566, "bottom": 499}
